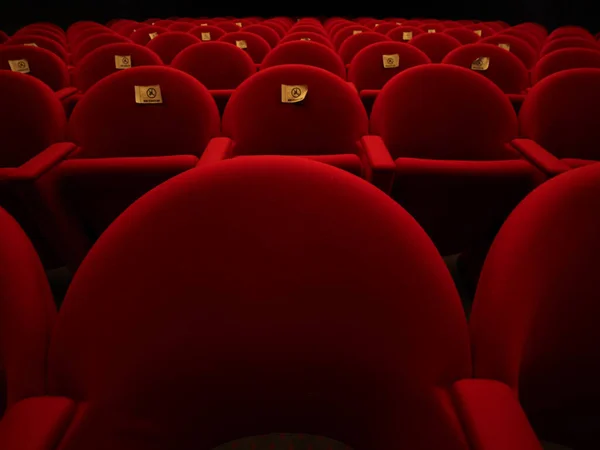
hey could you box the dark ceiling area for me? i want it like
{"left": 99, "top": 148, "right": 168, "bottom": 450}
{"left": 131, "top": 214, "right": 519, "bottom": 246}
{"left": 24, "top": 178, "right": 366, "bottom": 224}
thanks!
{"left": 0, "top": 0, "right": 596, "bottom": 34}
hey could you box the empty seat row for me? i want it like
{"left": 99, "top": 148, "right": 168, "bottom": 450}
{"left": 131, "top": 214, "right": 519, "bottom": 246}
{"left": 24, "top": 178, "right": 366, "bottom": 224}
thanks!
{"left": 1, "top": 154, "right": 599, "bottom": 449}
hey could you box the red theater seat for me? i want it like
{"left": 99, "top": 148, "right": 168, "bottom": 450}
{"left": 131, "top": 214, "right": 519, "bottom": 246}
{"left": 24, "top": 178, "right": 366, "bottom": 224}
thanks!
{"left": 14, "top": 27, "right": 66, "bottom": 46}
{"left": 288, "top": 24, "right": 328, "bottom": 36}
{"left": 532, "top": 47, "right": 600, "bottom": 83}
{"left": 70, "top": 33, "right": 130, "bottom": 64}
{"left": 0, "top": 155, "right": 542, "bottom": 450}
{"left": 410, "top": 33, "right": 462, "bottom": 63}
{"left": 338, "top": 31, "right": 391, "bottom": 65}
{"left": 144, "top": 31, "right": 200, "bottom": 64}
{"left": 129, "top": 25, "right": 168, "bottom": 45}
{"left": 332, "top": 24, "right": 372, "bottom": 49}
{"left": 167, "top": 22, "right": 195, "bottom": 32}
{"left": 419, "top": 22, "right": 446, "bottom": 33}
{"left": 279, "top": 31, "right": 334, "bottom": 48}
{"left": 188, "top": 25, "right": 226, "bottom": 41}
{"left": 547, "top": 25, "right": 595, "bottom": 42}
{"left": 261, "top": 41, "right": 346, "bottom": 79}
{"left": 464, "top": 24, "right": 496, "bottom": 38}
{"left": 203, "top": 65, "right": 373, "bottom": 179}
{"left": 369, "top": 64, "right": 544, "bottom": 255}
{"left": 0, "top": 206, "right": 56, "bottom": 418}
{"left": 517, "top": 68, "right": 600, "bottom": 171}
{"left": 372, "top": 22, "right": 399, "bottom": 34}
{"left": 481, "top": 34, "right": 538, "bottom": 69}
{"left": 471, "top": 162, "right": 600, "bottom": 449}
{"left": 387, "top": 26, "right": 424, "bottom": 42}
{"left": 0, "top": 45, "right": 70, "bottom": 92}
{"left": 171, "top": 41, "right": 256, "bottom": 113}
{"left": 444, "top": 28, "right": 481, "bottom": 45}
{"left": 48, "top": 66, "right": 220, "bottom": 267}
{"left": 0, "top": 31, "right": 8, "bottom": 43}
{"left": 5, "top": 35, "right": 68, "bottom": 63}
{"left": 218, "top": 31, "right": 271, "bottom": 63}
{"left": 74, "top": 42, "right": 163, "bottom": 92}
{"left": 540, "top": 37, "right": 600, "bottom": 57}
{"left": 0, "top": 71, "right": 72, "bottom": 268}
{"left": 348, "top": 41, "right": 431, "bottom": 113}
{"left": 242, "top": 24, "right": 281, "bottom": 48}
{"left": 215, "top": 20, "right": 244, "bottom": 32}
{"left": 443, "top": 43, "right": 529, "bottom": 110}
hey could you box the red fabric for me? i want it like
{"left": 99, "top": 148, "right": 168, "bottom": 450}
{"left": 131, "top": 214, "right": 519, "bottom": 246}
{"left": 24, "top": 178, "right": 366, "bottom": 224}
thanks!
{"left": 152, "top": 19, "right": 175, "bottom": 28}
{"left": 261, "top": 41, "right": 346, "bottom": 79}
{"left": 223, "top": 65, "right": 368, "bottom": 157}
{"left": 70, "top": 33, "right": 130, "bottom": 64}
{"left": 68, "top": 66, "right": 219, "bottom": 158}
{"left": 0, "top": 397, "right": 75, "bottom": 449}
{"left": 452, "top": 380, "right": 542, "bottom": 450}
{"left": 0, "top": 31, "right": 8, "bottom": 43}
{"left": 0, "top": 71, "right": 66, "bottom": 168}
{"left": 332, "top": 24, "right": 372, "bottom": 49}
{"left": 0, "top": 46, "right": 69, "bottom": 92}
{"left": 242, "top": 24, "right": 281, "bottom": 48}
{"left": 167, "top": 22, "right": 195, "bottom": 32}
{"left": 419, "top": 22, "right": 447, "bottom": 33}
{"left": 188, "top": 25, "right": 226, "bottom": 41}
{"left": 532, "top": 48, "right": 600, "bottom": 83}
{"left": 540, "top": 37, "right": 600, "bottom": 57}
{"left": 47, "top": 156, "right": 471, "bottom": 450}
{"left": 499, "top": 29, "right": 541, "bottom": 51}
{"left": 464, "top": 24, "right": 496, "bottom": 38}
{"left": 69, "top": 28, "right": 114, "bottom": 47}
{"left": 74, "top": 42, "right": 163, "bottom": 92}
{"left": 128, "top": 25, "right": 168, "bottom": 45}
{"left": 113, "top": 21, "right": 140, "bottom": 37}
{"left": 442, "top": 44, "right": 529, "bottom": 94}
{"left": 348, "top": 41, "right": 431, "bottom": 91}
{"left": 261, "top": 21, "right": 287, "bottom": 38}
{"left": 444, "top": 28, "right": 481, "bottom": 45}
{"left": 510, "top": 139, "right": 570, "bottom": 177}
{"left": 5, "top": 35, "right": 68, "bottom": 62}
{"left": 471, "top": 163, "right": 600, "bottom": 448}
{"left": 214, "top": 20, "right": 244, "bottom": 32}
{"left": 144, "top": 31, "right": 200, "bottom": 64}
{"left": 519, "top": 68, "right": 600, "bottom": 160}
{"left": 288, "top": 24, "right": 328, "bottom": 36}
{"left": 386, "top": 26, "right": 424, "bottom": 42}
{"left": 372, "top": 23, "right": 399, "bottom": 35}
{"left": 409, "top": 33, "right": 462, "bottom": 63}
{"left": 218, "top": 31, "right": 271, "bottom": 63}
{"left": 14, "top": 27, "right": 65, "bottom": 46}
{"left": 338, "top": 31, "right": 390, "bottom": 64}
{"left": 480, "top": 34, "right": 538, "bottom": 68}
{"left": 171, "top": 42, "right": 256, "bottom": 89}
{"left": 279, "top": 31, "right": 334, "bottom": 49}
{"left": 0, "top": 208, "right": 56, "bottom": 415}
{"left": 547, "top": 26, "right": 595, "bottom": 42}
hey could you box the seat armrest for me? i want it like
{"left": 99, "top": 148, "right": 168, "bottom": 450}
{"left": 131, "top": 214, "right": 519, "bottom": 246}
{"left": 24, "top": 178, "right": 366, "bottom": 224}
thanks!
{"left": 55, "top": 87, "right": 79, "bottom": 102}
{"left": 452, "top": 379, "right": 542, "bottom": 450}
{"left": 198, "top": 137, "right": 235, "bottom": 165}
{"left": 359, "top": 135, "right": 396, "bottom": 192}
{"left": 0, "top": 142, "right": 77, "bottom": 181}
{"left": 510, "top": 139, "right": 570, "bottom": 178}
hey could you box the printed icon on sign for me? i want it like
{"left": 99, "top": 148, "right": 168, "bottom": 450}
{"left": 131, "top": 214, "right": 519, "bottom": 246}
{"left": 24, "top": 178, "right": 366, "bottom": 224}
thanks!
{"left": 146, "top": 88, "right": 157, "bottom": 98}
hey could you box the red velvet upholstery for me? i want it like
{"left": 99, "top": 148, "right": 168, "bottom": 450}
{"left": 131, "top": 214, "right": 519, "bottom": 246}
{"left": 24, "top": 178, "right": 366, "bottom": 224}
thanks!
{"left": 279, "top": 31, "right": 334, "bottom": 48}
{"left": 471, "top": 162, "right": 600, "bottom": 448}
{"left": 540, "top": 37, "right": 600, "bottom": 57}
{"left": 128, "top": 25, "right": 168, "bottom": 45}
{"left": 349, "top": 41, "right": 431, "bottom": 91}
{"left": 332, "top": 24, "right": 372, "bottom": 49}
{"left": 387, "top": 25, "right": 424, "bottom": 42}
{"left": 372, "top": 23, "right": 399, "bottom": 35}
{"left": 5, "top": 35, "right": 68, "bottom": 62}
{"left": 464, "top": 24, "right": 496, "bottom": 38}
{"left": 444, "top": 28, "right": 481, "bottom": 45}
{"left": 288, "top": 24, "right": 328, "bottom": 36}
{"left": 419, "top": 22, "right": 447, "bottom": 33}
{"left": 0, "top": 207, "right": 56, "bottom": 417}
{"left": 338, "top": 31, "right": 390, "bottom": 64}
{"left": 409, "top": 33, "right": 462, "bottom": 63}
{"left": 370, "top": 65, "right": 543, "bottom": 254}
{"left": 0, "top": 46, "right": 69, "bottom": 92}
{"left": 172, "top": 41, "right": 256, "bottom": 113}
{"left": 69, "top": 29, "right": 115, "bottom": 48}
{"left": 218, "top": 32, "right": 271, "bottom": 63}
{"left": 188, "top": 25, "right": 226, "bottom": 41}
{"left": 44, "top": 156, "right": 475, "bottom": 450}
{"left": 215, "top": 20, "right": 243, "bottom": 32}
{"left": 261, "top": 41, "right": 346, "bottom": 79}
{"left": 261, "top": 20, "right": 287, "bottom": 38}
{"left": 0, "top": 71, "right": 70, "bottom": 267}
{"left": 242, "top": 24, "right": 281, "bottom": 48}
{"left": 220, "top": 65, "right": 368, "bottom": 178}
{"left": 547, "top": 26, "right": 595, "bottom": 42}
{"left": 74, "top": 42, "right": 163, "bottom": 92}
{"left": 167, "top": 22, "right": 195, "bottom": 32}
{"left": 113, "top": 21, "right": 140, "bottom": 37}
{"left": 14, "top": 27, "right": 65, "bottom": 45}
{"left": 70, "top": 33, "right": 130, "bottom": 64}
{"left": 532, "top": 48, "right": 600, "bottom": 83}
{"left": 443, "top": 44, "right": 529, "bottom": 94}
{"left": 519, "top": 68, "right": 600, "bottom": 164}
{"left": 481, "top": 34, "right": 538, "bottom": 69}
{"left": 0, "top": 31, "right": 8, "bottom": 43}
{"left": 51, "top": 67, "right": 220, "bottom": 265}
{"left": 500, "top": 29, "right": 541, "bottom": 52}
{"left": 144, "top": 31, "right": 200, "bottom": 64}
{"left": 152, "top": 19, "right": 175, "bottom": 28}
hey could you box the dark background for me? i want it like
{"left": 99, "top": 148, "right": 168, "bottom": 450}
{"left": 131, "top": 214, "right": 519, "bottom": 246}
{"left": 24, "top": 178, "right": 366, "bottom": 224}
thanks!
{"left": 0, "top": 0, "right": 597, "bottom": 34}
